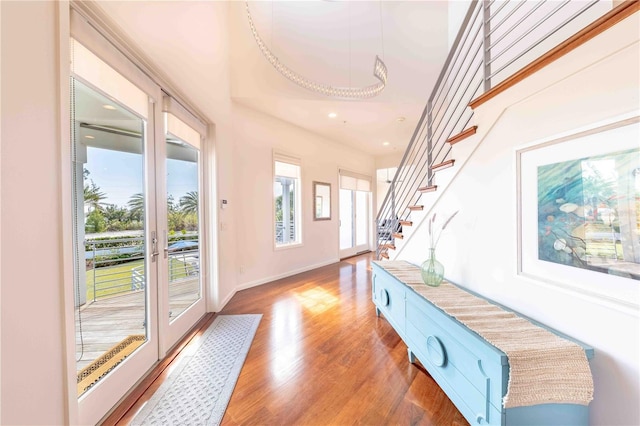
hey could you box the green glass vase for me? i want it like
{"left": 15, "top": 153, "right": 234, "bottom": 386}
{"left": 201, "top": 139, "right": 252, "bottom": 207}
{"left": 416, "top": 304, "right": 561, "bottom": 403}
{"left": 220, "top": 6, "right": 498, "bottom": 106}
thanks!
{"left": 421, "top": 248, "right": 444, "bottom": 287}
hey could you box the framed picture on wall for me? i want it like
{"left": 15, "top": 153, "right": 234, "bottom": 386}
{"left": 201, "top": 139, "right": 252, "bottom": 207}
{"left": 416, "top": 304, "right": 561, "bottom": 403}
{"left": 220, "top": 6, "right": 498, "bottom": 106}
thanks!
{"left": 516, "top": 115, "right": 640, "bottom": 310}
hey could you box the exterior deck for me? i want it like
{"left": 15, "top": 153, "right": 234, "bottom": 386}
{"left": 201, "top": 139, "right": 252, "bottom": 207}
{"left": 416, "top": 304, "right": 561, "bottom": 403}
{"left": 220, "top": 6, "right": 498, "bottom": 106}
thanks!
{"left": 75, "top": 278, "right": 199, "bottom": 371}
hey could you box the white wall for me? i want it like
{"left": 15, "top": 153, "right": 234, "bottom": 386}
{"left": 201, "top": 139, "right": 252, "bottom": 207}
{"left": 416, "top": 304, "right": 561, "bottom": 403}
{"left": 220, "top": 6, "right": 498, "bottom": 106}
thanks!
{"left": 0, "top": 2, "right": 375, "bottom": 421}
{"left": 230, "top": 103, "right": 375, "bottom": 292}
{"left": 89, "top": 1, "right": 373, "bottom": 313}
{"left": 9, "top": 1, "right": 634, "bottom": 424}
{"left": 1, "top": 2, "right": 68, "bottom": 424}
{"left": 448, "top": 0, "right": 473, "bottom": 50}
{"left": 0, "top": 2, "right": 3, "bottom": 420}
{"left": 375, "top": 152, "right": 404, "bottom": 170}
{"left": 0, "top": 0, "right": 373, "bottom": 423}
{"left": 375, "top": 153, "right": 404, "bottom": 214}
{"left": 398, "top": 13, "right": 640, "bottom": 425}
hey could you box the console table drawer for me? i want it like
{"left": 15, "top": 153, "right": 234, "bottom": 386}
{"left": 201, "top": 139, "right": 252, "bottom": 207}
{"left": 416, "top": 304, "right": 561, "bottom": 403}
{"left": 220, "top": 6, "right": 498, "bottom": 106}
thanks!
{"left": 405, "top": 299, "right": 505, "bottom": 411}
{"left": 372, "top": 272, "right": 405, "bottom": 332}
{"left": 405, "top": 321, "right": 502, "bottom": 425}
{"left": 371, "top": 262, "right": 593, "bottom": 426}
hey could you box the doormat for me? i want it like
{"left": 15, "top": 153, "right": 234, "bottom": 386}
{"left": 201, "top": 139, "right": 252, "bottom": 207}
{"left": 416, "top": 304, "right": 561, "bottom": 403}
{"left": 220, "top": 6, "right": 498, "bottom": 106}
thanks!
{"left": 131, "top": 314, "right": 262, "bottom": 426}
{"left": 77, "top": 334, "right": 146, "bottom": 396}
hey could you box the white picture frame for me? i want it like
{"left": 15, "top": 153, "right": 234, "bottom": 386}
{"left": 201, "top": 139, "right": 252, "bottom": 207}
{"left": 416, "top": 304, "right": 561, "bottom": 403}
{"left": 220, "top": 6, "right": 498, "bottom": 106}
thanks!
{"left": 516, "top": 115, "right": 640, "bottom": 311}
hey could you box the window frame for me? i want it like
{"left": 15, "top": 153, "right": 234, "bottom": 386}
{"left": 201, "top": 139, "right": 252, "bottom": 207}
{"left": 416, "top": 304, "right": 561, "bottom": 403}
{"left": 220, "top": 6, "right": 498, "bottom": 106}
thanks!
{"left": 273, "top": 152, "right": 303, "bottom": 250}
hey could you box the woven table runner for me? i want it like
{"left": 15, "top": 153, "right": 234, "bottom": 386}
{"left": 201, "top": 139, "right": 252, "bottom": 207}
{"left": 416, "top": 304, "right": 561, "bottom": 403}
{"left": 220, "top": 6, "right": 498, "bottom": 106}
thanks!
{"left": 374, "top": 260, "right": 594, "bottom": 408}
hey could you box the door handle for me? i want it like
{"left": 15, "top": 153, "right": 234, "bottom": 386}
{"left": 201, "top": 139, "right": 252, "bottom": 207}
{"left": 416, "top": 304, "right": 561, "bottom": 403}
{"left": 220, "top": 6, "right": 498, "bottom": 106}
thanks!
{"left": 163, "top": 230, "right": 169, "bottom": 258}
{"left": 151, "top": 231, "right": 159, "bottom": 262}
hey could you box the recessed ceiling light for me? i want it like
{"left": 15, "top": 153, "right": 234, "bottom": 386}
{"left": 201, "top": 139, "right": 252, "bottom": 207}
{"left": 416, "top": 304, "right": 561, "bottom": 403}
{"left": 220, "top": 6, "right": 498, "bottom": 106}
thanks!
{"left": 328, "top": 112, "right": 337, "bottom": 118}
{"left": 103, "top": 104, "right": 117, "bottom": 110}
{"left": 396, "top": 116, "right": 406, "bottom": 122}
{"left": 84, "top": 135, "right": 95, "bottom": 139}
{"left": 382, "top": 141, "right": 390, "bottom": 146}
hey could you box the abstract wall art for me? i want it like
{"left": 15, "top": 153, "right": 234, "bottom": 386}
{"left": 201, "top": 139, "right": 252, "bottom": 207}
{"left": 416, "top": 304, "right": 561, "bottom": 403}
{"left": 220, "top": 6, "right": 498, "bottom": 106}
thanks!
{"left": 517, "top": 115, "right": 640, "bottom": 310}
{"left": 537, "top": 148, "right": 639, "bottom": 279}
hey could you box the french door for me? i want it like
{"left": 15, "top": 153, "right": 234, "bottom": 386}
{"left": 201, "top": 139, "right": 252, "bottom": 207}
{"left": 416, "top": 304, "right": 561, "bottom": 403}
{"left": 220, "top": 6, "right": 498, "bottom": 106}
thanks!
{"left": 160, "top": 98, "right": 207, "bottom": 352}
{"left": 69, "top": 33, "right": 206, "bottom": 424}
{"left": 339, "top": 170, "right": 372, "bottom": 258}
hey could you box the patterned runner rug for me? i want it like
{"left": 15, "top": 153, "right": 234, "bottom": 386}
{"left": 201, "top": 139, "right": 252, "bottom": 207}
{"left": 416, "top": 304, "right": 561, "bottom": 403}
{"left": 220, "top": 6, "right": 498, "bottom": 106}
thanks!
{"left": 132, "top": 314, "right": 262, "bottom": 425}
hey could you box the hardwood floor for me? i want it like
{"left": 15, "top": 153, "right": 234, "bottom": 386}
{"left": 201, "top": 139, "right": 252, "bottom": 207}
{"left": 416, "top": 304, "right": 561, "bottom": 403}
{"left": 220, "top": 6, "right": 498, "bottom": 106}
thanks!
{"left": 110, "top": 254, "right": 468, "bottom": 425}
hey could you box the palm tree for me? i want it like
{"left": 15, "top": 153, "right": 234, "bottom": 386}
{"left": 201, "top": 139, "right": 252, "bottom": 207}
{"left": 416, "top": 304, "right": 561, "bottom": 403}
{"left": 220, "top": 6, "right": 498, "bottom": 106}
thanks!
{"left": 128, "top": 193, "right": 145, "bottom": 221}
{"left": 180, "top": 191, "right": 199, "bottom": 215}
{"left": 84, "top": 181, "right": 106, "bottom": 212}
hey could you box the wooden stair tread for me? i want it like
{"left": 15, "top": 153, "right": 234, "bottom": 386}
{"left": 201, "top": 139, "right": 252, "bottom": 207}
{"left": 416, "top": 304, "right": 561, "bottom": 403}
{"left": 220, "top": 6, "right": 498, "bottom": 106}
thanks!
{"left": 380, "top": 252, "right": 389, "bottom": 259}
{"left": 447, "top": 126, "right": 478, "bottom": 145}
{"left": 392, "top": 232, "right": 403, "bottom": 240}
{"left": 432, "top": 159, "right": 455, "bottom": 172}
{"left": 399, "top": 220, "right": 413, "bottom": 226}
{"left": 382, "top": 244, "right": 396, "bottom": 250}
{"left": 408, "top": 205, "right": 424, "bottom": 211}
{"left": 419, "top": 185, "right": 438, "bottom": 193}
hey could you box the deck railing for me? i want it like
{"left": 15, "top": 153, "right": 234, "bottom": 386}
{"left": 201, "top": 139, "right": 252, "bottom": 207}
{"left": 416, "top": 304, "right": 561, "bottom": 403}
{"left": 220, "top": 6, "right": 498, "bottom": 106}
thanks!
{"left": 275, "top": 221, "right": 296, "bottom": 244}
{"left": 376, "top": 0, "right": 612, "bottom": 259}
{"left": 85, "top": 234, "right": 199, "bottom": 302}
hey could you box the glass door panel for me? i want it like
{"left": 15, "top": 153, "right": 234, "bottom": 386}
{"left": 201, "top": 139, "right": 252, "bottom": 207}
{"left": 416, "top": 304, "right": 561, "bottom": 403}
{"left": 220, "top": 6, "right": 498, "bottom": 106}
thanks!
{"left": 160, "top": 109, "right": 207, "bottom": 353}
{"left": 355, "top": 191, "right": 369, "bottom": 247}
{"left": 166, "top": 137, "right": 201, "bottom": 322}
{"left": 71, "top": 78, "right": 154, "bottom": 403}
{"left": 340, "top": 187, "right": 371, "bottom": 258}
{"left": 340, "top": 189, "right": 354, "bottom": 251}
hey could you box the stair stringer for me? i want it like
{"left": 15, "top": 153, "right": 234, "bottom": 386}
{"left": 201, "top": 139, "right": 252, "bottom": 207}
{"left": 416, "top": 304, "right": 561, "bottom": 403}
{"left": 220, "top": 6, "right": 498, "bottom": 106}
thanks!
{"left": 391, "top": 13, "right": 640, "bottom": 263}
{"left": 389, "top": 108, "right": 508, "bottom": 262}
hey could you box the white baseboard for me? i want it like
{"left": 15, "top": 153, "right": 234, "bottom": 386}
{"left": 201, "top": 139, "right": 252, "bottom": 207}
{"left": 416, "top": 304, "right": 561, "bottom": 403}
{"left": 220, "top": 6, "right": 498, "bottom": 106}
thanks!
{"left": 210, "top": 258, "right": 340, "bottom": 312}
{"left": 237, "top": 258, "right": 340, "bottom": 292}
{"left": 213, "top": 289, "right": 237, "bottom": 313}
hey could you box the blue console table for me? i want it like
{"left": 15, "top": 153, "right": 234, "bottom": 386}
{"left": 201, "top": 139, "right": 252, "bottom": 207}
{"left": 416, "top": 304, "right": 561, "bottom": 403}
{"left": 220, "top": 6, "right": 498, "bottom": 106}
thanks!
{"left": 371, "top": 262, "right": 594, "bottom": 426}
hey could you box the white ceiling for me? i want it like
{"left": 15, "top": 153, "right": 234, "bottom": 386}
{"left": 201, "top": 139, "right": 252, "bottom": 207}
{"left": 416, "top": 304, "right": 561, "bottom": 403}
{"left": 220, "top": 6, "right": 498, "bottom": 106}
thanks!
{"left": 95, "top": 1, "right": 452, "bottom": 157}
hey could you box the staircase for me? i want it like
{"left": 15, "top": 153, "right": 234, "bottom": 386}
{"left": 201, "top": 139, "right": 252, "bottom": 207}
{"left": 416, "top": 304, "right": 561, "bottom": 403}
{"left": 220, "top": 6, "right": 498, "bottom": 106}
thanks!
{"left": 376, "top": 0, "right": 625, "bottom": 261}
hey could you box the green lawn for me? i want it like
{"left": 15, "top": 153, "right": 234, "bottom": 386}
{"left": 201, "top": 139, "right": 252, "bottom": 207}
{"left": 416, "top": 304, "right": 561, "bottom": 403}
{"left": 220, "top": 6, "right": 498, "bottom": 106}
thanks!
{"left": 86, "top": 257, "right": 196, "bottom": 301}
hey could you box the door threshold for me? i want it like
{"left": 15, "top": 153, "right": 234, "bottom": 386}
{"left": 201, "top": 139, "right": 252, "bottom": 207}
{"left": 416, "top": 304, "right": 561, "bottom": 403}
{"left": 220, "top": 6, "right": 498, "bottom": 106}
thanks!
{"left": 340, "top": 250, "right": 372, "bottom": 261}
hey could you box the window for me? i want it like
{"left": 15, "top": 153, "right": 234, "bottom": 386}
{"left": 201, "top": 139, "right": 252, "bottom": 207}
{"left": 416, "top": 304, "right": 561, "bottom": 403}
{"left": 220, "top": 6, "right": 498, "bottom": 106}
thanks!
{"left": 274, "top": 154, "right": 302, "bottom": 247}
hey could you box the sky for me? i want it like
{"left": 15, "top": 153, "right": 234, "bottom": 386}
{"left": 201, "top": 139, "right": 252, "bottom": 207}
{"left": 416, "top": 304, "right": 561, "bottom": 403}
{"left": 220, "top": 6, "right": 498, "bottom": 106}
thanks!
{"left": 86, "top": 147, "right": 198, "bottom": 208}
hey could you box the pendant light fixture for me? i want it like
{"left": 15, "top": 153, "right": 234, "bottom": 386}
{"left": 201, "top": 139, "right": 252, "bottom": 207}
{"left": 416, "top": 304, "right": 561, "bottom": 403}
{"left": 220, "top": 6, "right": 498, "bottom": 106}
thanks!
{"left": 245, "top": 1, "right": 388, "bottom": 99}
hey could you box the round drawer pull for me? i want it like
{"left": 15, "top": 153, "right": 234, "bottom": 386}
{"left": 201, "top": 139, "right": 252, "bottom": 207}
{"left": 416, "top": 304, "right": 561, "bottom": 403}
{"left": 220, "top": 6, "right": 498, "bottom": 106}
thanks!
{"left": 379, "top": 289, "right": 390, "bottom": 307}
{"left": 426, "top": 335, "right": 446, "bottom": 367}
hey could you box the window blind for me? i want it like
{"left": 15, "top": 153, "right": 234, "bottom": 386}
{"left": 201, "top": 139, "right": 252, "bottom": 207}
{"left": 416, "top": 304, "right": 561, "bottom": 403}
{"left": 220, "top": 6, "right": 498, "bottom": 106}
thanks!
{"left": 164, "top": 111, "right": 201, "bottom": 151}
{"left": 275, "top": 161, "right": 300, "bottom": 179}
{"left": 163, "top": 95, "right": 207, "bottom": 142}
{"left": 71, "top": 38, "right": 149, "bottom": 119}
{"left": 339, "top": 169, "right": 371, "bottom": 192}
{"left": 274, "top": 153, "right": 301, "bottom": 179}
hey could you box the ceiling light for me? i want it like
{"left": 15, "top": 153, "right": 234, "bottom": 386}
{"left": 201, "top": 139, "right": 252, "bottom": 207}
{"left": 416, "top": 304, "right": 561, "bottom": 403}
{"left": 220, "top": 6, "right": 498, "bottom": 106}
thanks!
{"left": 328, "top": 113, "right": 337, "bottom": 118}
{"left": 382, "top": 141, "right": 390, "bottom": 146}
{"left": 103, "top": 104, "right": 116, "bottom": 110}
{"left": 84, "top": 135, "right": 95, "bottom": 139}
{"left": 396, "top": 116, "right": 406, "bottom": 122}
{"left": 246, "top": 2, "right": 387, "bottom": 99}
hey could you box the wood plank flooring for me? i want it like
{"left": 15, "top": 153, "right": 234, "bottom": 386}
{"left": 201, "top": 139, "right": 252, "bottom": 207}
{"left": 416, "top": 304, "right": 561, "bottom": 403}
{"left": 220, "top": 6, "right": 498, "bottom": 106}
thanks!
{"left": 111, "top": 254, "right": 468, "bottom": 425}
